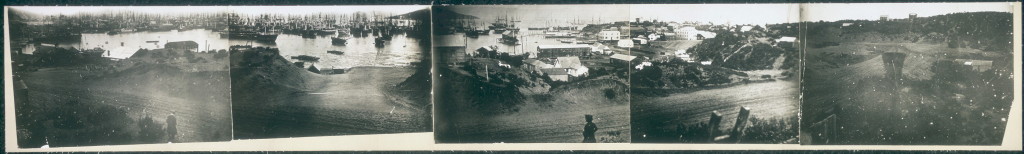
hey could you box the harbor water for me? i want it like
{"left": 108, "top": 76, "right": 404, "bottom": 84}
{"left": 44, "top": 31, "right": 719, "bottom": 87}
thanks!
{"left": 231, "top": 33, "right": 426, "bottom": 68}
{"left": 39, "top": 29, "right": 231, "bottom": 59}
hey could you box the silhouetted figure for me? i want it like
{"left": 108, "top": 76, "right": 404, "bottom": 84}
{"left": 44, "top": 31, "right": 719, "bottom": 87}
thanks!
{"left": 166, "top": 112, "right": 177, "bottom": 143}
{"left": 583, "top": 115, "right": 598, "bottom": 143}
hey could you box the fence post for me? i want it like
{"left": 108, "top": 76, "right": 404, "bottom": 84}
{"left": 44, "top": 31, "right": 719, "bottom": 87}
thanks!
{"left": 708, "top": 111, "right": 722, "bottom": 142}
{"left": 731, "top": 107, "right": 752, "bottom": 143}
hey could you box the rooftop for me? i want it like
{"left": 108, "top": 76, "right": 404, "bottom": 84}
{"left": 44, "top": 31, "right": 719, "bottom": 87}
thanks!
{"left": 610, "top": 54, "right": 637, "bottom": 61}
{"left": 555, "top": 56, "right": 583, "bottom": 68}
{"left": 541, "top": 68, "right": 569, "bottom": 75}
{"left": 537, "top": 44, "right": 592, "bottom": 49}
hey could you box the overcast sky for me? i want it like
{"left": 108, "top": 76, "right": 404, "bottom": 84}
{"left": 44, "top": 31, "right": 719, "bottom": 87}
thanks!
{"left": 441, "top": 5, "right": 631, "bottom": 27}
{"left": 9, "top": 6, "right": 230, "bottom": 15}
{"left": 231, "top": 5, "right": 427, "bottom": 15}
{"left": 9, "top": 5, "right": 428, "bottom": 16}
{"left": 802, "top": 2, "right": 1013, "bottom": 22}
{"left": 630, "top": 4, "right": 801, "bottom": 25}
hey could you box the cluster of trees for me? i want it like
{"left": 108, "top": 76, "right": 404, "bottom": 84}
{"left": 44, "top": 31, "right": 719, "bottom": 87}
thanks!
{"left": 631, "top": 60, "right": 744, "bottom": 89}
{"left": 685, "top": 28, "right": 798, "bottom": 71}
{"left": 23, "top": 47, "right": 109, "bottom": 68}
{"left": 806, "top": 12, "right": 1012, "bottom": 52}
{"left": 473, "top": 47, "right": 527, "bottom": 66}
{"left": 687, "top": 29, "right": 746, "bottom": 63}
{"left": 448, "top": 65, "right": 529, "bottom": 113}
{"left": 718, "top": 43, "right": 790, "bottom": 70}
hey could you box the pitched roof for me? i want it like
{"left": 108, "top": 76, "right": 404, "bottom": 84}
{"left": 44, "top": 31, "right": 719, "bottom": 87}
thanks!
{"left": 537, "top": 44, "right": 591, "bottom": 49}
{"left": 555, "top": 56, "right": 583, "bottom": 68}
{"left": 610, "top": 54, "right": 637, "bottom": 61}
{"left": 524, "top": 59, "right": 551, "bottom": 67}
{"left": 777, "top": 37, "right": 797, "bottom": 42}
{"left": 541, "top": 68, "right": 569, "bottom": 75}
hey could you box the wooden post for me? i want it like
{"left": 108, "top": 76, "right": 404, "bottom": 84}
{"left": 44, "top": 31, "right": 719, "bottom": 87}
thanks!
{"left": 731, "top": 107, "right": 752, "bottom": 143}
{"left": 708, "top": 111, "right": 722, "bottom": 142}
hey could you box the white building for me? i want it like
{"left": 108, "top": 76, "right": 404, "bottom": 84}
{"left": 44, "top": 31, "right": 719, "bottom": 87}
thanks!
{"left": 599, "top": 30, "right": 621, "bottom": 41}
{"left": 700, "top": 60, "right": 713, "bottom": 65}
{"left": 635, "top": 61, "right": 653, "bottom": 70}
{"left": 740, "top": 25, "right": 754, "bottom": 32}
{"left": 675, "top": 50, "right": 695, "bottom": 63}
{"left": 647, "top": 33, "right": 660, "bottom": 41}
{"left": 675, "top": 26, "right": 717, "bottom": 40}
{"left": 554, "top": 56, "right": 589, "bottom": 77}
{"left": 777, "top": 36, "right": 797, "bottom": 42}
{"left": 632, "top": 37, "right": 648, "bottom": 45}
{"left": 617, "top": 39, "right": 634, "bottom": 48}
{"left": 591, "top": 44, "right": 612, "bottom": 55}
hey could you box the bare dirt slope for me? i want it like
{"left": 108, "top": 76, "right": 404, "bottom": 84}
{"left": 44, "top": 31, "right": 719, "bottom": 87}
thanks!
{"left": 231, "top": 49, "right": 431, "bottom": 139}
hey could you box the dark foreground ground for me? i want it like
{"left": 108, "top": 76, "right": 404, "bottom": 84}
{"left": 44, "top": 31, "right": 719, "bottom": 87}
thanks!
{"left": 435, "top": 71, "right": 631, "bottom": 143}
{"left": 231, "top": 54, "right": 432, "bottom": 139}
{"left": 14, "top": 64, "right": 233, "bottom": 148}
{"left": 802, "top": 43, "right": 1013, "bottom": 145}
{"left": 631, "top": 80, "right": 800, "bottom": 143}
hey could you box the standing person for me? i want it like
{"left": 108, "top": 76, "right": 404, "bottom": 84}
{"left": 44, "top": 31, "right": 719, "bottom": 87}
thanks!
{"left": 166, "top": 112, "right": 177, "bottom": 143}
{"left": 583, "top": 115, "right": 598, "bottom": 143}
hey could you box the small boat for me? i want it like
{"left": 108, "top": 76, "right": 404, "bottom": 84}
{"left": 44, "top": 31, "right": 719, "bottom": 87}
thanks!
{"left": 465, "top": 31, "right": 480, "bottom": 38}
{"left": 290, "top": 55, "right": 320, "bottom": 61}
{"left": 331, "top": 37, "right": 347, "bottom": 45}
{"left": 257, "top": 32, "right": 279, "bottom": 41}
{"left": 145, "top": 40, "right": 160, "bottom": 43}
{"left": 301, "top": 32, "right": 316, "bottom": 38}
{"left": 374, "top": 37, "right": 387, "bottom": 48}
{"left": 559, "top": 39, "right": 575, "bottom": 43}
{"left": 499, "top": 34, "right": 519, "bottom": 45}
{"left": 327, "top": 50, "right": 344, "bottom": 55}
{"left": 576, "top": 40, "right": 596, "bottom": 44}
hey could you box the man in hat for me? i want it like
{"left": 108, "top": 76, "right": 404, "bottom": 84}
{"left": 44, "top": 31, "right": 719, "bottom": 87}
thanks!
{"left": 583, "top": 114, "right": 598, "bottom": 143}
{"left": 166, "top": 112, "right": 177, "bottom": 143}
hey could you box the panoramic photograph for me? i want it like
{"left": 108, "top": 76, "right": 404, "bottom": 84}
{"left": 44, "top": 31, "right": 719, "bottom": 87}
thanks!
{"left": 800, "top": 3, "right": 1015, "bottom": 145}
{"left": 626, "top": 4, "right": 802, "bottom": 144}
{"left": 227, "top": 6, "right": 433, "bottom": 139}
{"left": 8, "top": 6, "right": 233, "bottom": 148}
{"left": 432, "top": 5, "right": 632, "bottom": 143}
